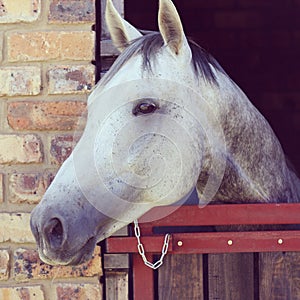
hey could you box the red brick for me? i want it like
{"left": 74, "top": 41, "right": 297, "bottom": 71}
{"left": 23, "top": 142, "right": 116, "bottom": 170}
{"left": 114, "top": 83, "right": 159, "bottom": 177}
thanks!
{"left": 48, "top": 65, "right": 94, "bottom": 94}
{"left": 7, "top": 31, "right": 94, "bottom": 62}
{"left": 0, "top": 67, "right": 41, "bottom": 96}
{"left": 14, "top": 247, "right": 102, "bottom": 282}
{"left": 0, "top": 249, "right": 9, "bottom": 280}
{"left": 55, "top": 283, "right": 102, "bottom": 300}
{"left": 60, "top": 31, "right": 95, "bottom": 60}
{"left": 0, "top": 0, "right": 40, "bottom": 23}
{"left": 49, "top": 0, "right": 95, "bottom": 23}
{"left": 50, "top": 135, "right": 81, "bottom": 165}
{"left": 8, "top": 172, "right": 54, "bottom": 204}
{"left": 0, "top": 174, "right": 3, "bottom": 203}
{"left": 0, "top": 33, "right": 3, "bottom": 62}
{"left": 8, "top": 101, "right": 87, "bottom": 131}
{"left": 7, "top": 32, "right": 60, "bottom": 62}
{"left": 0, "top": 134, "right": 43, "bottom": 164}
{"left": 0, "top": 286, "right": 45, "bottom": 299}
{"left": 0, "top": 213, "right": 34, "bottom": 243}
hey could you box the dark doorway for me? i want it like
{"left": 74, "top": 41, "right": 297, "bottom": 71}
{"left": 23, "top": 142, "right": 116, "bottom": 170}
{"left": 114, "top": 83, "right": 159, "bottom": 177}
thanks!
{"left": 125, "top": 0, "right": 300, "bottom": 173}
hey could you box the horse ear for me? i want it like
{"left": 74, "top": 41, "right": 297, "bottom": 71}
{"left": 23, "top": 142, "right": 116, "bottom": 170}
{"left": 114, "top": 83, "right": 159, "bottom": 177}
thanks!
{"left": 158, "top": 0, "right": 191, "bottom": 61}
{"left": 105, "top": 0, "right": 142, "bottom": 52}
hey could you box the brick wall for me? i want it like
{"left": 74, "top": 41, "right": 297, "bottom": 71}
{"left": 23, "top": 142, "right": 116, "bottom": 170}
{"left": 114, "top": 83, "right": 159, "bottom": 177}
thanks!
{"left": 0, "top": 0, "right": 103, "bottom": 299}
{"left": 125, "top": 0, "right": 300, "bottom": 173}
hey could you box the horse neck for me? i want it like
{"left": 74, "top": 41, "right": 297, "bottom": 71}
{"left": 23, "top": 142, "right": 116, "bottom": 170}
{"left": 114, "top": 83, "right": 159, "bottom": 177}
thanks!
{"left": 200, "top": 73, "right": 300, "bottom": 204}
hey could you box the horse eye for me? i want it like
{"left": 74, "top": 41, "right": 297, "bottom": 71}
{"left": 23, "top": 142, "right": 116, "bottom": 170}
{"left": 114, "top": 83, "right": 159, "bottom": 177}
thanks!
{"left": 133, "top": 102, "right": 158, "bottom": 116}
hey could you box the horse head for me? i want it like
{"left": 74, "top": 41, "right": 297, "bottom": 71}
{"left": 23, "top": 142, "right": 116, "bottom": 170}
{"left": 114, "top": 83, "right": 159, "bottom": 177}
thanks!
{"left": 30, "top": 0, "right": 299, "bottom": 266}
{"left": 30, "top": 0, "right": 223, "bottom": 265}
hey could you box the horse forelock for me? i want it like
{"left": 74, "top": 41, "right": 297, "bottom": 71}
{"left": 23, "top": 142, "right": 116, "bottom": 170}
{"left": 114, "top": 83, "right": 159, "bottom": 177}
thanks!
{"left": 99, "top": 31, "right": 226, "bottom": 88}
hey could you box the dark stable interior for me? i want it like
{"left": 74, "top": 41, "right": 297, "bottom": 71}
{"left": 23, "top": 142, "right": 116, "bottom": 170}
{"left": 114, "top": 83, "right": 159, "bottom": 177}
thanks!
{"left": 125, "top": 0, "right": 300, "bottom": 174}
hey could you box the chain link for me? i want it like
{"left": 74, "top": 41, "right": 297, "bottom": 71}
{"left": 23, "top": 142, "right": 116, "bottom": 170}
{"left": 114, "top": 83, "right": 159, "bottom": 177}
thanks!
{"left": 134, "top": 219, "right": 170, "bottom": 270}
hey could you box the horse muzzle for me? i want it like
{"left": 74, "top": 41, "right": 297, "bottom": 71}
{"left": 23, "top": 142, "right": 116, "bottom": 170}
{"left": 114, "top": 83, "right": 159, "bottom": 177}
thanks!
{"left": 30, "top": 205, "right": 96, "bottom": 266}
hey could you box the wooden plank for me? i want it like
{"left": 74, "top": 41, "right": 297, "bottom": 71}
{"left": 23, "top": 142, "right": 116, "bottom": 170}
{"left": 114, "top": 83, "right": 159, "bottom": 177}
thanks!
{"left": 139, "top": 204, "right": 300, "bottom": 226}
{"left": 106, "top": 231, "right": 300, "bottom": 254}
{"left": 259, "top": 252, "right": 300, "bottom": 300}
{"left": 132, "top": 254, "right": 155, "bottom": 300}
{"left": 104, "top": 204, "right": 300, "bottom": 299}
{"left": 101, "top": 40, "right": 120, "bottom": 57}
{"left": 158, "top": 254, "right": 204, "bottom": 300}
{"left": 105, "top": 271, "right": 128, "bottom": 300}
{"left": 208, "top": 253, "right": 254, "bottom": 300}
{"left": 170, "top": 231, "right": 300, "bottom": 254}
{"left": 104, "top": 254, "right": 129, "bottom": 269}
{"left": 104, "top": 218, "right": 129, "bottom": 299}
{"left": 107, "top": 235, "right": 173, "bottom": 253}
{"left": 104, "top": 254, "right": 129, "bottom": 300}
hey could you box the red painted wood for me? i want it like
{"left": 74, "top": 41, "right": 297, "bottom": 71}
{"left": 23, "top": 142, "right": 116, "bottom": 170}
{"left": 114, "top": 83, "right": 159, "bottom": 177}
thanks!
{"left": 107, "top": 236, "right": 174, "bottom": 253}
{"left": 171, "top": 231, "right": 300, "bottom": 254}
{"left": 107, "top": 231, "right": 300, "bottom": 254}
{"left": 138, "top": 203, "right": 300, "bottom": 226}
{"left": 132, "top": 254, "right": 154, "bottom": 300}
{"left": 106, "top": 204, "right": 300, "bottom": 254}
{"left": 105, "top": 204, "right": 300, "bottom": 299}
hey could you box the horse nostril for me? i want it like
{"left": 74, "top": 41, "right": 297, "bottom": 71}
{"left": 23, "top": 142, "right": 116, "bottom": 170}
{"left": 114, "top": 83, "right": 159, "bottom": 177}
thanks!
{"left": 44, "top": 218, "right": 65, "bottom": 250}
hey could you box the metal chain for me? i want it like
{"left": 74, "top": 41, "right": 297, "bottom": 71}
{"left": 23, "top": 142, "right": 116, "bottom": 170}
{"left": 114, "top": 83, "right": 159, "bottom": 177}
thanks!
{"left": 133, "top": 219, "right": 170, "bottom": 270}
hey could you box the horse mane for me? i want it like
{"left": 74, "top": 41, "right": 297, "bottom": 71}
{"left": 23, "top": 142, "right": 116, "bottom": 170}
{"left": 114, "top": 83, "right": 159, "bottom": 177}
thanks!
{"left": 100, "top": 31, "right": 226, "bottom": 87}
